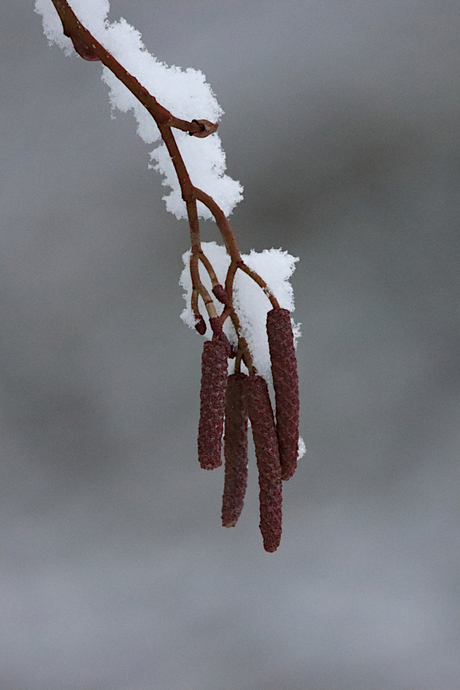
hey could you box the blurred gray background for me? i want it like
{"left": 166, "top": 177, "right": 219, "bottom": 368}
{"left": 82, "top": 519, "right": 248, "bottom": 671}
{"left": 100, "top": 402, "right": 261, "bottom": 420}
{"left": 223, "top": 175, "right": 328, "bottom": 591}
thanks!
{"left": 1, "top": 1, "right": 460, "bottom": 688}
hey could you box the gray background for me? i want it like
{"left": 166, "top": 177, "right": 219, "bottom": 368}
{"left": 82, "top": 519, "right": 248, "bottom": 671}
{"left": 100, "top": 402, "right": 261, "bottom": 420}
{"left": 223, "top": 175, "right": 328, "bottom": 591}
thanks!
{"left": 1, "top": 1, "right": 460, "bottom": 688}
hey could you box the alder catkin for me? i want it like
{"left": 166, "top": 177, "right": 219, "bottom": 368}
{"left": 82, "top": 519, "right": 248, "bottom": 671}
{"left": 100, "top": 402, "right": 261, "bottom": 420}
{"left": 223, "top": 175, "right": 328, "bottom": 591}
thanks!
{"left": 194, "top": 314, "right": 206, "bottom": 335}
{"left": 198, "top": 340, "right": 228, "bottom": 470}
{"left": 222, "top": 373, "right": 248, "bottom": 528}
{"left": 245, "top": 375, "right": 282, "bottom": 553}
{"left": 267, "top": 308, "right": 299, "bottom": 481}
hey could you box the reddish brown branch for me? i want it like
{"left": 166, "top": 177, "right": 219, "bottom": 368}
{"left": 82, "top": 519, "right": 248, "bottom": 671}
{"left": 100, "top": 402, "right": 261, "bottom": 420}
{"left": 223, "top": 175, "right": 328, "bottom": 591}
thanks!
{"left": 193, "top": 188, "right": 279, "bottom": 308}
{"left": 239, "top": 264, "right": 279, "bottom": 309}
{"left": 50, "top": 0, "right": 212, "bottom": 136}
{"left": 193, "top": 188, "right": 242, "bottom": 262}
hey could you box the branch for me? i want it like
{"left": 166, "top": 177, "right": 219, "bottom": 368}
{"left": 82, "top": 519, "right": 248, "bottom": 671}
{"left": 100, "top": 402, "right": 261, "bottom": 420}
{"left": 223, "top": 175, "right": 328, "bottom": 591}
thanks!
{"left": 51, "top": 0, "right": 211, "bottom": 136}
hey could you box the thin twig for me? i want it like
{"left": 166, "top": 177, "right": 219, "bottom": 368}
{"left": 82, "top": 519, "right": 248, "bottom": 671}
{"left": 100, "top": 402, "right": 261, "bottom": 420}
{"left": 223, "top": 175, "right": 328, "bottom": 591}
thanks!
{"left": 50, "top": 0, "right": 207, "bottom": 135}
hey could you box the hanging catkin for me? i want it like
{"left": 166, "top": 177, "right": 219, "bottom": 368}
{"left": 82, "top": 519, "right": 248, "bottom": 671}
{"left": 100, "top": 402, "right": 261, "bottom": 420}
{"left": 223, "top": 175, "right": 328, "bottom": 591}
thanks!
{"left": 245, "top": 375, "right": 282, "bottom": 552}
{"left": 222, "top": 373, "right": 249, "bottom": 527}
{"left": 267, "top": 307, "right": 299, "bottom": 481}
{"left": 198, "top": 340, "right": 228, "bottom": 470}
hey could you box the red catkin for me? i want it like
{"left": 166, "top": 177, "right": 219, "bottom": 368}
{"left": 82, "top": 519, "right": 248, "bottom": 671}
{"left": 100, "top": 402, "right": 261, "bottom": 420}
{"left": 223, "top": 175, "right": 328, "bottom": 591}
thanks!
{"left": 222, "top": 373, "right": 249, "bottom": 528}
{"left": 267, "top": 308, "right": 299, "bottom": 481}
{"left": 198, "top": 340, "right": 228, "bottom": 470}
{"left": 245, "top": 375, "right": 282, "bottom": 553}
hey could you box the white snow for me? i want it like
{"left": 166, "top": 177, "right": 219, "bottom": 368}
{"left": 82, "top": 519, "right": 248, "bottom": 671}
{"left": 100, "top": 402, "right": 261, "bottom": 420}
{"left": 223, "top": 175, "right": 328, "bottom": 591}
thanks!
{"left": 34, "top": 0, "right": 243, "bottom": 218}
{"left": 298, "top": 436, "right": 306, "bottom": 460}
{"left": 34, "top": 0, "right": 74, "bottom": 53}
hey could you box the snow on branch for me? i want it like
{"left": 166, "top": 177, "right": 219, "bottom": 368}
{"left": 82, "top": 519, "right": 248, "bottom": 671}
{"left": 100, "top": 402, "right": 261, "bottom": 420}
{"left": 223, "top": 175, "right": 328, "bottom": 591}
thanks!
{"left": 35, "top": 0, "right": 241, "bottom": 218}
{"left": 35, "top": 0, "right": 303, "bottom": 552}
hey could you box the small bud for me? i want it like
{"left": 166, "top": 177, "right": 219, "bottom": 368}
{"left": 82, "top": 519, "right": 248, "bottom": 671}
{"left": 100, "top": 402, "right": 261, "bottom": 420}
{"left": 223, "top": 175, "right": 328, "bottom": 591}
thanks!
{"left": 198, "top": 340, "right": 228, "bottom": 470}
{"left": 189, "top": 119, "right": 219, "bottom": 138}
{"left": 222, "top": 373, "right": 248, "bottom": 527}
{"left": 245, "top": 375, "right": 282, "bottom": 553}
{"left": 194, "top": 314, "right": 206, "bottom": 335}
{"left": 212, "top": 284, "right": 231, "bottom": 307}
{"left": 267, "top": 308, "right": 299, "bottom": 481}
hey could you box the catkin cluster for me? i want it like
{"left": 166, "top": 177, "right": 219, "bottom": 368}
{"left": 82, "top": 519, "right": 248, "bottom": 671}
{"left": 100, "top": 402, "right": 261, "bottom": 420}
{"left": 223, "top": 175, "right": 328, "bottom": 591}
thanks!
{"left": 197, "top": 307, "right": 299, "bottom": 552}
{"left": 43, "top": 0, "right": 300, "bottom": 555}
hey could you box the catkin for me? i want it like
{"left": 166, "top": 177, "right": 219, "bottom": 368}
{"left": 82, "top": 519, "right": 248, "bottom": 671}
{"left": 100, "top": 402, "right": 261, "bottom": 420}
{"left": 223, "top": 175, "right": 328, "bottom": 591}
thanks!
{"left": 198, "top": 340, "right": 228, "bottom": 470}
{"left": 222, "top": 373, "right": 249, "bottom": 527}
{"left": 245, "top": 375, "right": 283, "bottom": 553}
{"left": 267, "top": 308, "right": 299, "bottom": 481}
